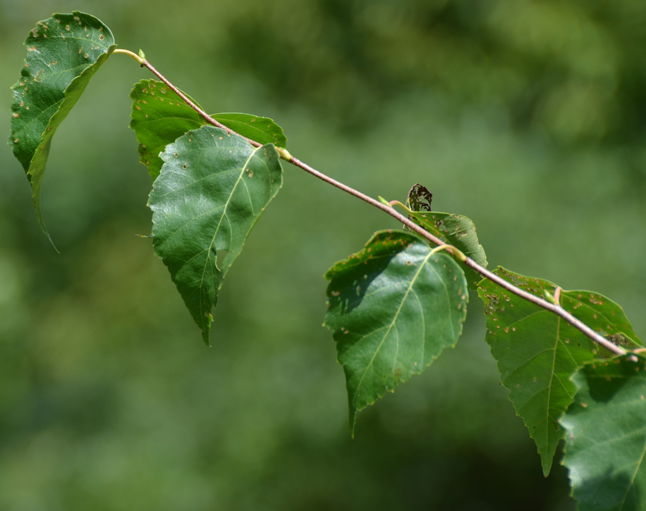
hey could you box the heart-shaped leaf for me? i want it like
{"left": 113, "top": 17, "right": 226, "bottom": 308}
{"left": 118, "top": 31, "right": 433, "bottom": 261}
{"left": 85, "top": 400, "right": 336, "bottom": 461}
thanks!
{"left": 148, "top": 126, "right": 283, "bottom": 344}
{"left": 561, "top": 355, "right": 646, "bottom": 511}
{"left": 9, "top": 12, "right": 116, "bottom": 243}
{"left": 478, "top": 267, "right": 641, "bottom": 476}
{"left": 324, "top": 230, "right": 468, "bottom": 432}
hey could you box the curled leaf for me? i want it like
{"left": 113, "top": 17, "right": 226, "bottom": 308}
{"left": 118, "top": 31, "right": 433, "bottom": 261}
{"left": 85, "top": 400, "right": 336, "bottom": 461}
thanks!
{"left": 9, "top": 12, "right": 116, "bottom": 243}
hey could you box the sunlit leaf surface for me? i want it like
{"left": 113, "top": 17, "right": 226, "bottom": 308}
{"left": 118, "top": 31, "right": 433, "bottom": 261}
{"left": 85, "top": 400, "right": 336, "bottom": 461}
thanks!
{"left": 149, "top": 126, "right": 283, "bottom": 344}
{"left": 324, "top": 230, "right": 468, "bottom": 432}
{"left": 478, "top": 267, "right": 641, "bottom": 476}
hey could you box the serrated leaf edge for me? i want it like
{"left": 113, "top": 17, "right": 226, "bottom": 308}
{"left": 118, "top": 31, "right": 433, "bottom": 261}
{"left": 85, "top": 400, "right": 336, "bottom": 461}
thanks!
{"left": 324, "top": 231, "right": 468, "bottom": 432}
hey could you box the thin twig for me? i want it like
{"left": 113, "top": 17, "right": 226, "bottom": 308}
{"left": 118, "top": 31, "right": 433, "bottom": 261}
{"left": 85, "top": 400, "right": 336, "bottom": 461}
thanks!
{"left": 142, "top": 62, "right": 261, "bottom": 143}
{"left": 127, "top": 54, "right": 626, "bottom": 356}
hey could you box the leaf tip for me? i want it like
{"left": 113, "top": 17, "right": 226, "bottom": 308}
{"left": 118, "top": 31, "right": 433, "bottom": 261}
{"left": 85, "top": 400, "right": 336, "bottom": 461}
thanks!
{"left": 349, "top": 407, "right": 357, "bottom": 438}
{"left": 33, "top": 195, "right": 59, "bottom": 253}
{"left": 541, "top": 457, "right": 553, "bottom": 478}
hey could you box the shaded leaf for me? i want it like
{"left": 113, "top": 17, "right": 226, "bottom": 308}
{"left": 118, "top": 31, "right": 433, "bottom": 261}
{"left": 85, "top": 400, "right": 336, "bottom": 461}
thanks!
{"left": 324, "top": 230, "right": 468, "bottom": 432}
{"left": 478, "top": 267, "right": 641, "bottom": 476}
{"left": 212, "top": 113, "right": 287, "bottom": 149}
{"left": 408, "top": 210, "right": 487, "bottom": 289}
{"left": 130, "top": 79, "right": 287, "bottom": 180}
{"left": 561, "top": 355, "right": 646, "bottom": 511}
{"left": 130, "top": 79, "right": 203, "bottom": 180}
{"left": 149, "top": 126, "right": 283, "bottom": 344}
{"left": 9, "top": 11, "right": 116, "bottom": 242}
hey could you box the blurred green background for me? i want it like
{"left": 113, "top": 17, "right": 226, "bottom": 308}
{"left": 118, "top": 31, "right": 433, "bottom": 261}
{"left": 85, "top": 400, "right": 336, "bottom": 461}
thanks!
{"left": 1, "top": 1, "right": 645, "bottom": 509}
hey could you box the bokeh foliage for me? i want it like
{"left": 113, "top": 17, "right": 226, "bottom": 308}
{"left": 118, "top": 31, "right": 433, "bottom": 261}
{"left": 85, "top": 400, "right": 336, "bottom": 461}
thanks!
{"left": 1, "top": 0, "right": 645, "bottom": 509}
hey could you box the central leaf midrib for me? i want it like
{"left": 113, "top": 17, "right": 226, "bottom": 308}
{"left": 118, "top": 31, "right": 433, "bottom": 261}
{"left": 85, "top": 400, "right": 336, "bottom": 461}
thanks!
{"left": 354, "top": 250, "right": 433, "bottom": 398}
{"left": 543, "top": 314, "right": 562, "bottom": 456}
{"left": 197, "top": 143, "right": 258, "bottom": 321}
{"left": 619, "top": 433, "right": 646, "bottom": 510}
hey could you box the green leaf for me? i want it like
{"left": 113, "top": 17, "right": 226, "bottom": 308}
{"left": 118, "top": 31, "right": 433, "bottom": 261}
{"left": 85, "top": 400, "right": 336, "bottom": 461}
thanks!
{"left": 561, "top": 355, "right": 646, "bottom": 511}
{"left": 324, "top": 230, "right": 468, "bottom": 432}
{"left": 408, "top": 210, "right": 487, "bottom": 289}
{"left": 130, "top": 79, "right": 204, "bottom": 180}
{"left": 478, "top": 267, "right": 641, "bottom": 476}
{"left": 148, "top": 126, "right": 283, "bottom": 344}
{"left": 561, "top": 291, "right": 642, "bottom": 354}
{"left": 130, "top": 79, "right": 287, "bottom": 180}
{"left": 212, "top": 113, "right": 287, "bottom": 149}
{"left": 9, "top": 12, "right": 116, "bottom": 243}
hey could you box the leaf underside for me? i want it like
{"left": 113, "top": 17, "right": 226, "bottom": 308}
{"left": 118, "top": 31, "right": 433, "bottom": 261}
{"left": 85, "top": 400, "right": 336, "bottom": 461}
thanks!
{"left": 148, "top": 126, "right": 283, "bottom": 344}
{"left": 408, "top": 210, "right": 487, "bottom": 290}
{"left": 9, "top": 11, "right": 116, "bottom": 243}
{"left": 478, "top": 267, "right": 641, "bottom": 476}
{"left": 324, "top": 230, "right": 468, "bottom": 432}
{"left": 130, "top": 79, "right": 287, "bottom": 180}
{"left": 561, "top": 355, "right": 646, "bottom": 511}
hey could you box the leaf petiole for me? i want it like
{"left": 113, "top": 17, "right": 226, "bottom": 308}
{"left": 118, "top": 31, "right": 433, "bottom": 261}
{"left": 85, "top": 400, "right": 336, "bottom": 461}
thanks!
{"left": 388, "top": 200, "right": 413, "bottom": 214}
{"left": 429, "top": 244, "right": 467, "bottom": 262}
{"left": 113, "top": 48, "right": 146, "bottom": 65}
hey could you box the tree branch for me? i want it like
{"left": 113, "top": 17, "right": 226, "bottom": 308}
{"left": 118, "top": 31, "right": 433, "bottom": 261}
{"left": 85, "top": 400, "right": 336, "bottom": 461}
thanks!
{"left": 129, "top": 55, "right": 626, "bottom": 357}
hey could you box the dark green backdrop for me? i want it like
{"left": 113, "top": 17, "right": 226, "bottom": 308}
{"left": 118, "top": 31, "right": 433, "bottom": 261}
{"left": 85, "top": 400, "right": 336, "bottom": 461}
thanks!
{"left": 1, "top": 1, "right": 645, "bottom": 509}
